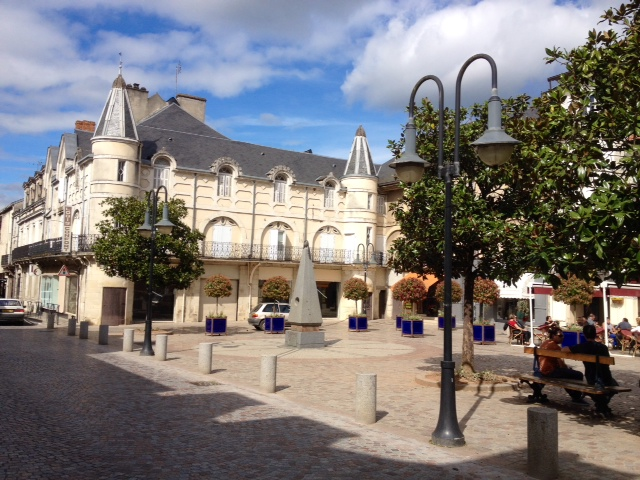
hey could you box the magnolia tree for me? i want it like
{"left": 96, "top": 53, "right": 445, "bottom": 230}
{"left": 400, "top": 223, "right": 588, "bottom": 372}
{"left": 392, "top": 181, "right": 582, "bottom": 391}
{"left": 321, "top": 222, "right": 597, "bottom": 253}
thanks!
{"left": 473, "top": 278, "right": 500, "bottom": 323}
{"left": 552, "top": 275, "right": 595, "bottom": 325}
{"left": 261, "top": 276, "right": 291, "bottom": 303}
{"left": 204, "top": 274, "right": 233, "bottom": 318}
{"left": 392, "top": 277, "right": 428, "bottom": 316}
{"left": 343, "top": 277, "right": 368, "bottom": 316}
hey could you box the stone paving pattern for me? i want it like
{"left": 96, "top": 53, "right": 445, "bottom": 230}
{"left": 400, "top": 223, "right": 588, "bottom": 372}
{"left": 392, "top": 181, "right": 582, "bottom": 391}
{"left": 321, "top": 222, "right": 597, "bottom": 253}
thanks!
{"left": 1, "top": 317, "right": 638, "bottom": 479}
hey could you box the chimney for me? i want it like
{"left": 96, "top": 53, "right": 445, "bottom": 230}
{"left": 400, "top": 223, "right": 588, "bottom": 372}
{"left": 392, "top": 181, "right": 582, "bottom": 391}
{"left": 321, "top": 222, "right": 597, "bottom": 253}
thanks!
{"left": 176, "top": 94, "right": 207, "bottom": 122}
{"left": 75, "top": 120, "right": 96, "bottom": 132}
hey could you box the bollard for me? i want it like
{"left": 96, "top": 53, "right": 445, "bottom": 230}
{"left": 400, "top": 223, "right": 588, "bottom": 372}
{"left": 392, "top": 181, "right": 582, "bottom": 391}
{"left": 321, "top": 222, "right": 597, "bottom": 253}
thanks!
{"left": 98, "top": 325, "right": 109, "bottom": 345}
{"left": 79, "top": 321, "right": 90, "bottom": 340}
{"left": 355, "top": 373, "right": 377, "bottom": 424}
{"left": 46, "top": 311, "right": 55, "bottom": 329}
{"left": 67, "top": 316, "right": 77, "bottom": 336}
{"left": 198, "top": 342, "right": 214, "bottom": 374}
{"left": 123, "top": 329, "right": 135, "bottom": 352}
{"left": 260, "top": 355, "right": 277, "bottom": 393}
{"left": 527, "top": 406, "right": 558, "bottom": 480}
{"left": 156, "top": 334, "right": 168, "bottom": 361}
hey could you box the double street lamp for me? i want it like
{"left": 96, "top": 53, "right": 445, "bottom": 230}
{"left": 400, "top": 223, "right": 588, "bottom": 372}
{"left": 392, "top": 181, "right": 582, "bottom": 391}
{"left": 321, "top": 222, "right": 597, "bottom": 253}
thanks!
{"left": 355, "top": 242, "right": 375, "bottom": 315}
{"left": 137, "top": 185, "right": 175, "bottom": 356}
{"left": 390, "top": 53, "right": 520, "bottom": 447}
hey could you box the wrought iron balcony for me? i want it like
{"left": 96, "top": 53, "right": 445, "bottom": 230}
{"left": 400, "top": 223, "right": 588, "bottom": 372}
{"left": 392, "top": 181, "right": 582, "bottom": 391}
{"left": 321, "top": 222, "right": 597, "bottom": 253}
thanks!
{"left": 10, "top": 234, "right": 100, "bottom": 262}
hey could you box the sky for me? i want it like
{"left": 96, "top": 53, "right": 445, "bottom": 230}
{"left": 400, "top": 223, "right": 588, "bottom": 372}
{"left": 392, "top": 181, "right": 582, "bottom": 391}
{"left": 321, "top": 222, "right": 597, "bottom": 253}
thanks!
{"left": 0, "top": 0, "right": 617, "bottom": 208}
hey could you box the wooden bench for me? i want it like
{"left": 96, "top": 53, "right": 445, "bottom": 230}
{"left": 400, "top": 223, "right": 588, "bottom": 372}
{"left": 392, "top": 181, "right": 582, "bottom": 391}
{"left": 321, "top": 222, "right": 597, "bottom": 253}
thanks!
{"left": 519, "top": 346, "right": 631, "bottom": 416}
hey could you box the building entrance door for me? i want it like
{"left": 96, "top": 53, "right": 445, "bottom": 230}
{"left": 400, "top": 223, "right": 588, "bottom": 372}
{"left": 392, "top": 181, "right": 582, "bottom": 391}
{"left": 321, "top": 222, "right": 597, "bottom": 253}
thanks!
{"left": 102, "top": 287, "right": 126, "bottom": 325}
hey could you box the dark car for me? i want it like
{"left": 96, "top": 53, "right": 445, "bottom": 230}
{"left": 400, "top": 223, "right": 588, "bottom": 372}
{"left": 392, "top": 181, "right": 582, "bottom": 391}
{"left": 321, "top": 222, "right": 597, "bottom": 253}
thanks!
{"left": 0, "top": 299, "right": 25, "bottom": 325}
{"left": 248, "top": 302, "right": 291, "bottom": 330}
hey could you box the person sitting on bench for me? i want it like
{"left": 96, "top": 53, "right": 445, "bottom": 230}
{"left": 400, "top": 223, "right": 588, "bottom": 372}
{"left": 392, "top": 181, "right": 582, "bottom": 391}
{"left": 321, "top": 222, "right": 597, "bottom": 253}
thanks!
{"left": 539, "top": 326, "right": 588, "bottom": 404}
{"left": 562, "top": 324, "right": 619, "bottom": 416}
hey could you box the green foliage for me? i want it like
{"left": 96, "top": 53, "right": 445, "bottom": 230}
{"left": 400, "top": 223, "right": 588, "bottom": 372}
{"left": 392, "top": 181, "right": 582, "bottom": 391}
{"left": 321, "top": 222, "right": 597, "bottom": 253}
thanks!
{"left": 93, "top": 196, "right": 205, "bottom": 291}
{"left": 552, "top": 275, "right": 595, "bottom": 306}
{"left": 204, "top": 274, "right": 232, "bottom": 317}
{"left": 473, "top": 278, "right": 500, "bottom": 306}
{"left": 343, "top": 277, "right": 368, "bottom": 314}
{"left": 261, "top": 276, "right": 291, "bottom": 302}
{"left": 434, "top": 280, "right": 463, "bottom": 304}
{"left": 516, "top": 300, "right": 530, "bottom": 315}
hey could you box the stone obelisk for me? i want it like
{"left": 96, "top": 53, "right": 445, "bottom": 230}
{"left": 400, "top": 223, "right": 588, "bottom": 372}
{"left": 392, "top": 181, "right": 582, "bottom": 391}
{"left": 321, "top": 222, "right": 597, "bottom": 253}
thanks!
{"left": 285, "top": 241, "right": 325, "bottom": 348}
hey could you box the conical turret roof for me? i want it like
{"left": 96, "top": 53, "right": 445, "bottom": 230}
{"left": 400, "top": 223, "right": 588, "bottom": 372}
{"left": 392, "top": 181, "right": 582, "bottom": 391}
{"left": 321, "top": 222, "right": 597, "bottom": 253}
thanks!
{"left": 93, "top": 74, "right": 138, "bottom": 141}
{"left": 342, "top": 125, "right": 375, "bottom": 177}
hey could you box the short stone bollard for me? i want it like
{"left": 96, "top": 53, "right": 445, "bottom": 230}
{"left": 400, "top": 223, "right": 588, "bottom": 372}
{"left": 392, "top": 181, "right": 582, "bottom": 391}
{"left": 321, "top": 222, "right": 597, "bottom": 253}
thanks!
{"left": 46, "top": 311, "right": 55, "bottom": 329}
{"left": 355, "top": 373, "right": 377, "bottom": 424}
{"left": 527, "top": 406, "right": 558, "bottom": 480}
{"left": 98, "top": 325, "right": 109, "bottom": 345}
{"left": 260, "top": 355, "right": 277, "bottom": 393}
{"left": 79, "top": 321, "right": 90, "bottom": 340}
{"left": 156, "top": 334, "right": 168, "bottom": 361}
{"left": 198, "top": 342, "right": 214, "bottom": 374}
{"left": 67, "top": 316, "right": 77, "bottom": 336}
{"left": 123, "top": 329, "right": 135, "bottom": 352}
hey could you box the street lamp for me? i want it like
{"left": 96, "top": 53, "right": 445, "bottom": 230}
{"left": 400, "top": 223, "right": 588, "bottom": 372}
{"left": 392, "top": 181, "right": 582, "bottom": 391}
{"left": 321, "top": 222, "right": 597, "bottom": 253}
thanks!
{"left": 137, "top": 185, "right": 175, "bottom": 356}
{"left": 355, "top": 242, "right": 375, "bottom": 315}
{"left": 390, "top": 53, "right": 520, "bottom": 447}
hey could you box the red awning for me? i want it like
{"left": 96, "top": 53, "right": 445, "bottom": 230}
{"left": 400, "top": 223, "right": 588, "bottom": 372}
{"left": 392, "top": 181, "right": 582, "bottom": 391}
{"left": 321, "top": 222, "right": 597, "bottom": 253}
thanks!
{"left": 609, "top": 288, "right": 640, "bottom": 297}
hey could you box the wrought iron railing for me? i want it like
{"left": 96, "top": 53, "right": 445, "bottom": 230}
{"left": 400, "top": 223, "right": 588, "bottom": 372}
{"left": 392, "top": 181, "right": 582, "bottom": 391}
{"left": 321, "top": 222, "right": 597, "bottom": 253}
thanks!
{"left": 11, "top": 235, "right": 99, "bottom": 261}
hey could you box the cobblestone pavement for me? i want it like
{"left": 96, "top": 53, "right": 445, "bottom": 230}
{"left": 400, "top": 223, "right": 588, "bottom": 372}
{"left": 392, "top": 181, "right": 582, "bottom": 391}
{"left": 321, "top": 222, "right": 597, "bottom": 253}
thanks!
{"left": 1, "top": 317, "right": 638, "bottom": 479}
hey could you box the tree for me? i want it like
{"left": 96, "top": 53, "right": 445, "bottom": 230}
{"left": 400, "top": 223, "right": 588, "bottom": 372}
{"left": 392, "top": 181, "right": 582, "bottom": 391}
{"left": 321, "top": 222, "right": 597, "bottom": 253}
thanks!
{"left": 434, "top": 280, "right": 463, "bottom": 307}
{"left": 392, "top": 277, "right": 428, "bottom": 316}
{"left": 94, "top": 196, "right": 205, "bottom": 291}
{"left": 261, "top": 276, "right": 291, "bottom": 302}
{"left": 524, "top": 1, "right": 640, "bottom": 286}
{"left": 552, "top": 275, "right": 595, "bottom": 324}
{"left": 342, "top": 277, "right": 368, "bottom": 316}
{"left": 204, "top": 274, "right": 233, "bottom": 317}
{"left": 473, "top": 278, "right": 500, "bottom": 321}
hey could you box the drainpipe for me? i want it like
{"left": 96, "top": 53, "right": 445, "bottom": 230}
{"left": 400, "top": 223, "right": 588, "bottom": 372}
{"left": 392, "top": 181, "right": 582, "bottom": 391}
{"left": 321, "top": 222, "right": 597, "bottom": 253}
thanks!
{"left": 185, "top": 173, "right": 198, "bottom": 324}
{"left": 250, "top": 180, "right": 257, "bottom": 255}
{"left": 304, "top": 187, "right": 309, "bottom": 244}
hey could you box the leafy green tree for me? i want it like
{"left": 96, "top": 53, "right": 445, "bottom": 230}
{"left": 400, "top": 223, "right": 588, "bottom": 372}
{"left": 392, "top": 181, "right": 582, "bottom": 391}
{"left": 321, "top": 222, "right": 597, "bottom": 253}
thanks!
{"left": 392, "top": 277, "right": 428, "bottom": 316}
{"left": 261, "top": 276, "right": 291, "bottom": 302}
{"left": 473, "top": 278, "right": 500, "bottom": 321}
{"left": 524, "top": 0, "right": 640, "bottom": 286}
{"left": 552, "top": 275, "right": 595, "bottom": 324}
{"left": 204, "top": 274, "right": 233, "bottom": 317}
{"left": 342, "top": 277, "right": 368, "bottom": 316}
{"left": 94, "top": 196, "right": 205, "bottom": 292}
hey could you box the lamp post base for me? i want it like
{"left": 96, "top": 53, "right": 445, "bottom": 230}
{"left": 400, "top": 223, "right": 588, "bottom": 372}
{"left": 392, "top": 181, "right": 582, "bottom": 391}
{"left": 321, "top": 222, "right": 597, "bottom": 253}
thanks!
{"left": 431, "top": 360, "right": 465, "bottom": 447}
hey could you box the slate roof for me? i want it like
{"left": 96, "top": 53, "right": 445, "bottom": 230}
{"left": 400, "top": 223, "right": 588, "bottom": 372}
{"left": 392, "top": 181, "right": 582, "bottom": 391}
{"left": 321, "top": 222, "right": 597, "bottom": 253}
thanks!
{"left": 94, "top": 75, "right": 138, "bottom": 141}
{"left": 138, "top": 104, "right": 348, "bottom": 185}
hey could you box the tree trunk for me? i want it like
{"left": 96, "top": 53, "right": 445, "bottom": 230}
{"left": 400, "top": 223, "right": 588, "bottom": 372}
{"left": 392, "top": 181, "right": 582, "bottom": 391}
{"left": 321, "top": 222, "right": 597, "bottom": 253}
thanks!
{"left": 461, "top": 272, "right": 476, "bottom": 374}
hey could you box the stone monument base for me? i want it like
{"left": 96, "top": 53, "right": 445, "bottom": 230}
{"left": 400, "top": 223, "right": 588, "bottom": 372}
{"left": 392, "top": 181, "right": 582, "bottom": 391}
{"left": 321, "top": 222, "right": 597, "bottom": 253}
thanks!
{"left": 285, "top": 330, "right": 325, "bottom": 349}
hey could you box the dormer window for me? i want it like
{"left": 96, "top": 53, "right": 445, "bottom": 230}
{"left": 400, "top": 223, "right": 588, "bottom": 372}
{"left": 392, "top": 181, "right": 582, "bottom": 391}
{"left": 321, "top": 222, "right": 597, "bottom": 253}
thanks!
{"left": 274, "top": 174, "right": 287, "bottom": 203}
{"left": 324, "top": 182, "right": 336, "bottom": 208}
{"left": 218, "top": 166, "right": 232, "bottom": 197}
{"left": 153, "top": 158, "right": 170, "bottom": 189}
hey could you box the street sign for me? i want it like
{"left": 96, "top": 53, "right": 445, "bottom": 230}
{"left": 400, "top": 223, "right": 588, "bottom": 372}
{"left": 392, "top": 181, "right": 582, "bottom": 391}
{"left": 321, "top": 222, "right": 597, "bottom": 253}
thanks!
{"left": 58, "top": 265, "right": 69, "bottom": 276}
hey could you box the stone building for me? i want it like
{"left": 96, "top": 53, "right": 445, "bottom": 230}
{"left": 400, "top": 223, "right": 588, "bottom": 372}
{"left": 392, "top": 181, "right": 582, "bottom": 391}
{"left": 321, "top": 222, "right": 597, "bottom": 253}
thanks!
{"left": 0, "top": 73, "right": 406, "bottom": 325}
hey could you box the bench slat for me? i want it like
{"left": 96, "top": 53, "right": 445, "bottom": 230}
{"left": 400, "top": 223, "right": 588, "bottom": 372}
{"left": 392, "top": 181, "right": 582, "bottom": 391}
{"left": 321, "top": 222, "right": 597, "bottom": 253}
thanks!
{"left": 523, "top": 346, "right": 615, "bottom": 365}
{"left": 519, "top": 374, "right": 631, "bottom": 394}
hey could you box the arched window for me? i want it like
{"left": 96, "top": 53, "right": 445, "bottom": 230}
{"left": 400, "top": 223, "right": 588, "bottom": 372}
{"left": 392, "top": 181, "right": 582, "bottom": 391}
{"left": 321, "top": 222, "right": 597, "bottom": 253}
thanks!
{"left": 324, "top": 182, "right": 336, "bottom": 209}
{"left": 153, "top": 158, "right": 170, "bottom": 189}
{"left": 218, "top": 166, "right": 232, "bottom": 197}
{"left": 274, "top": 174, "right": 287, "bottom": 203}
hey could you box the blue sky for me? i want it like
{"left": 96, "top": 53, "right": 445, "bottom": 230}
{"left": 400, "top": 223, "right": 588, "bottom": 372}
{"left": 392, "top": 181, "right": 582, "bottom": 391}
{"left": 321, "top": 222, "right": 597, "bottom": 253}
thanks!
{"left": 0, "top": 0, "right": 614, "bottom": 207}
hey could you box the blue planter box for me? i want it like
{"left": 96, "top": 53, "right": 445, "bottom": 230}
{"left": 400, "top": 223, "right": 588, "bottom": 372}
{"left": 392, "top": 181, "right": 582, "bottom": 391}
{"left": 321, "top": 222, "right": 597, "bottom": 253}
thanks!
{"left": 401, "top": 319, "right": 424, "bottom": 337}
{"left": 561, "top": 331, "right": 580, "bottom": 348}
{"left": 473, "top": 325, "right": 496, "bottom": 344}
{"left": 396, "top": 316, "right": 403, "bottom": 330}
{"left": 348, "top": 316, "right": 368, "bottom": 331}
{"left": 264, "top": 316, "right": 285, "bottom": 334}
{"left": 205, "top": 317, "right": 227, "bottom": 336}
{"left": 438, "top": 316, "right": 457, "bottom": 330}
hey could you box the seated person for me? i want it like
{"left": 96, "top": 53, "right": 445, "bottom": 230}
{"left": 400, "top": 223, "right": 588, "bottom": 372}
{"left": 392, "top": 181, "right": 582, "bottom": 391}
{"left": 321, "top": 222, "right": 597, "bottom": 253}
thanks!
{"left": 508, "top": 314, "right": 531, "bottom": 343}
{"left": 539, "top": 326, "right": 586, "bottom": 404}
{"left": 607, "top": 317, "right": 620, "bottom": 348}
{"left": 630, "top": 317, "right": 640, "bottom": 334}
{"left": 562, "top": 324, "right": 619, "bottom": 416}
{"left": 616, "top": 317, "right": 633, "bottom": 345}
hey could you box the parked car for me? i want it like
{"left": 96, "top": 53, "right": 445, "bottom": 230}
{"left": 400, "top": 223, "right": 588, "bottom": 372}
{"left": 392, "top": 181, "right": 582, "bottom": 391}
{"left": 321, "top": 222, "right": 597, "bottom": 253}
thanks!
{"left": 0, "top": 299, "right": 25, "bottom": 325}
{"left": 248, "top": 302, "right": 291, "bottom": 330}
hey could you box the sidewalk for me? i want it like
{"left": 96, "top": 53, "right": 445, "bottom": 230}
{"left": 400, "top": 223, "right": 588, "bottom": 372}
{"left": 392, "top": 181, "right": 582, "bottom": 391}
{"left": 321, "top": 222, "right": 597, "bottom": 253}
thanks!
{"left": 48, "top": 317, "right": 640, "bottom": 478}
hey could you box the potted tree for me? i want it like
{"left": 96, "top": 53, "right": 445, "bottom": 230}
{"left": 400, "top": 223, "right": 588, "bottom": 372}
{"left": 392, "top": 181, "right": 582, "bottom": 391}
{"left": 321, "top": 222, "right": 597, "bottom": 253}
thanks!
{"left": 343, "top": 277, "right": 369, "bottom": 331}
{"left": 203, "top": 274, "right": 233, "bottom": 335}
{"left": 553, "top": 275, "right": 594, "bottom": 347}
{"left": 472, "top": 278, "right": 500, "bottom": 344}
{"left": 392, "top": 277, "right": 428, "bottom": 336}
{"left": 435, "top": 280, "right": 463, "bottom": 330}
{"left": 261, "top": 276, "right": 291, "bottom": 333}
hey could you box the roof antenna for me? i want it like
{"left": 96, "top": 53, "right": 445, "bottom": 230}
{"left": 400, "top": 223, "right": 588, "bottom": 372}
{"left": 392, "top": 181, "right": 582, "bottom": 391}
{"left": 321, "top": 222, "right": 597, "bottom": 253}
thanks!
{"left": 118, "top": 52, "right": 123, "bottom": 75}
